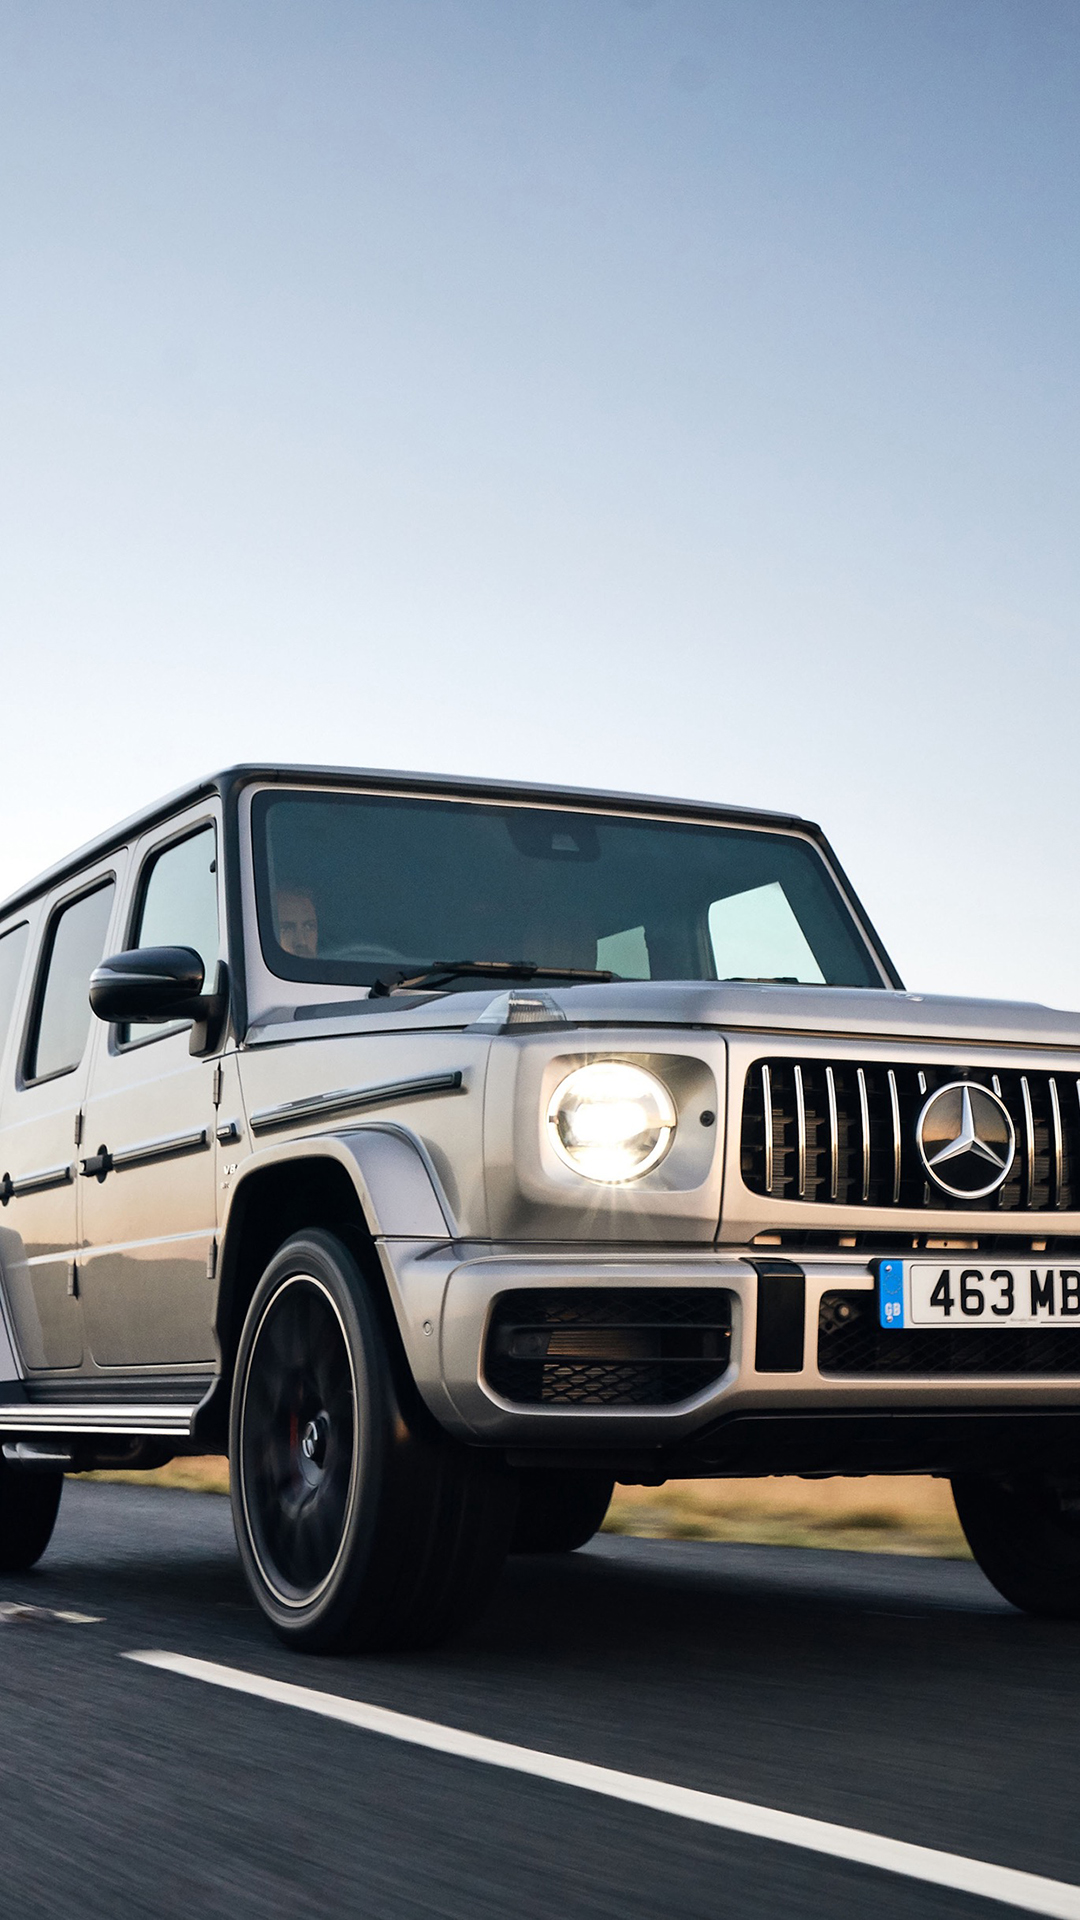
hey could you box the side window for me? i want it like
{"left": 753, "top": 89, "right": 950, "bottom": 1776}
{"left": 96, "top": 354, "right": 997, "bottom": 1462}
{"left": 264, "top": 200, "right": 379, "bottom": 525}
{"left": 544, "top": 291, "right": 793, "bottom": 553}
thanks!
{"left": 0, "top": 923, "right": 29, "bottom": 1062}
{"left": 27, "top": 882, "right": 116, "bottom": 1082}
{"left": 126, "top": 826, "right": 219, "bottom": 1037}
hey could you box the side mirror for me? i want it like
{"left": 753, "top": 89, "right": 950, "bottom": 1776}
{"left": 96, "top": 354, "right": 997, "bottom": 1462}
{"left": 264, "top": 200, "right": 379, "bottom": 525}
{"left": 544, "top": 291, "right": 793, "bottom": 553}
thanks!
{"left": 89, "top": 947, "right": 229, "bottom": 1054}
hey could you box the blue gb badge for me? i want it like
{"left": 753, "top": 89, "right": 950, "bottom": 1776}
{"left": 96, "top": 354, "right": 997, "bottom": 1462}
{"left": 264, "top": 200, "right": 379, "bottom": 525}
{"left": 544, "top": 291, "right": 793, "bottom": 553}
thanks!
{"left": 878, "top": 1260, "right": 905, "bottom": 1329}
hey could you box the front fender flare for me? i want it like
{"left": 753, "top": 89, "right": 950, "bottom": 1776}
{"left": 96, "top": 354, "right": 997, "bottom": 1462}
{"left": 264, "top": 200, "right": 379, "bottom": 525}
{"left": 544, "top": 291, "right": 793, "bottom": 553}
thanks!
{"left": 208, "top": 1123, "right": 462, "bottom": 1440}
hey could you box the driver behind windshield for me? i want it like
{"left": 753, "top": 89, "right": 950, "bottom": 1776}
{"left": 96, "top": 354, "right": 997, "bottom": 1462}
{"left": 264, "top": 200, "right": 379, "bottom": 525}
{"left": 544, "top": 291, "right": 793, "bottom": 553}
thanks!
{"left": 275, "top": 887, "right": 319, "bottom": 959}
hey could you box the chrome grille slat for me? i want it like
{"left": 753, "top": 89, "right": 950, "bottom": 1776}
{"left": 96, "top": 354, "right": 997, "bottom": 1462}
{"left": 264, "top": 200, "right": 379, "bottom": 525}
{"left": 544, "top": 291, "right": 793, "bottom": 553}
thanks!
{"left": 888, "top": 1069, "right": 901, "bottom": 1205}
{"left": 1050, "top": 1078, "right": 1063, "bottom": 1208}
{"left": 825, "top": 1066, "right": 839, "bottom": 1201}
{"left": 740, "top": 1058, "right": 1080, "bottom": 1213}
{"left": 794, "top": 1063, "right": 807, "bottom": 1198}
{"left": 762, "top": 1063, "right": 774, "bottom": 1196}
{"left": 1021, "top": 1076, "right": 1036, "bottom": 1204}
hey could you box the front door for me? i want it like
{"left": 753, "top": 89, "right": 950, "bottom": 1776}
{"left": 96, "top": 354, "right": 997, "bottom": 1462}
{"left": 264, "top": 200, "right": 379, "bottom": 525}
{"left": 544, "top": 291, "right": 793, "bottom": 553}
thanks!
{"left": 79, "top": 818, "right": 222, "bottom": 1369}
{"left": 0, "top": 875, "right": 118, "bottom": 1371}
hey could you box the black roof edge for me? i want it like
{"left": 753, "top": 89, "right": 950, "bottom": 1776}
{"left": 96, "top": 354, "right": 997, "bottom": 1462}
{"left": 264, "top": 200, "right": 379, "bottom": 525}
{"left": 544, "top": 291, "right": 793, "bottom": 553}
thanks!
{"left": 0, "top": 762, "right": 819, "bottom": 923}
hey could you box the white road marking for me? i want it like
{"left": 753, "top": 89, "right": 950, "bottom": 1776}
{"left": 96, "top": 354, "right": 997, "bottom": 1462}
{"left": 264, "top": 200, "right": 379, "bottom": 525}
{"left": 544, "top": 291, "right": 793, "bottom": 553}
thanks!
{"left": 126, "top": 1649, "right": 1080, "bottom": 1918}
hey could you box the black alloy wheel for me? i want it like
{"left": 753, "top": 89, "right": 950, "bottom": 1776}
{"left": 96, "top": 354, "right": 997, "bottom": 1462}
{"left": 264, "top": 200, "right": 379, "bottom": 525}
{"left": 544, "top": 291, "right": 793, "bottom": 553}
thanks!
{"left": 230, "top": 1229, "right": 516, "bottom": 1653}
{"left": 0, "top": 1457, "right": 63, "bottom": 1572}
{"left": 952, "top": 1473, "right": 1080, "bottom": 1617}
{"left": 510, "top": 1471, "right": 614, "bottom": 1554}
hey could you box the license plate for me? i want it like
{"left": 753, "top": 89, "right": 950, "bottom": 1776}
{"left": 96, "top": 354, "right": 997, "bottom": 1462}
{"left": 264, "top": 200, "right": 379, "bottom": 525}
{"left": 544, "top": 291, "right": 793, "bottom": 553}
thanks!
{"left": 878, "top": 1259, "right": 1080, "bottom": 1329}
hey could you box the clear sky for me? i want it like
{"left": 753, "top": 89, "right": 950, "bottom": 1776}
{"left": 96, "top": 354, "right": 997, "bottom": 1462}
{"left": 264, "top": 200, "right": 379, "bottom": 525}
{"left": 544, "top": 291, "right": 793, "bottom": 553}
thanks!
{"left": 1, "top": 0, "right": 1077, "bottom": 1007}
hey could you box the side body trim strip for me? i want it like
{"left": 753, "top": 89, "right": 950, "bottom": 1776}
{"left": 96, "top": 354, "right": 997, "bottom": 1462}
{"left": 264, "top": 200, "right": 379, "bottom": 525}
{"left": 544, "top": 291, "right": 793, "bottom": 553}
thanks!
{"left": 84, "top": 1128, "right": 211, "bottom": 1177}
{"left": 8, "top": 1163, "right": 74, "bottom": 1198}
{"left": 250, "top": 1069, "right": 465, "bottom": 1135}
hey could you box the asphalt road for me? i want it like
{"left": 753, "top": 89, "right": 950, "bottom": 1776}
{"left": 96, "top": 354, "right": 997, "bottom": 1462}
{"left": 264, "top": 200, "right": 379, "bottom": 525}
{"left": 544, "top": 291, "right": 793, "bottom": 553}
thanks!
{"left": 0, "top": 1482, "right": 1077, "bottom": 1920}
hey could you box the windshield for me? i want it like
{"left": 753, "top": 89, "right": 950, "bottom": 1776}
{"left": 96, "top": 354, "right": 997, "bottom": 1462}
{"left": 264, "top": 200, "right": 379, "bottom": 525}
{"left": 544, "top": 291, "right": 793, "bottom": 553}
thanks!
{"left": 251, "top": 790, "right": 885, "bottom": 992}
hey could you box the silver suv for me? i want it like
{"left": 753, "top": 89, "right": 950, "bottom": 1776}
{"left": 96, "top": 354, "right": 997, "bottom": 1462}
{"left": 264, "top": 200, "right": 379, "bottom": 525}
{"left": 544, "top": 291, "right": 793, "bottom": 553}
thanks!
{"left": 0, "top": 764, "right": 1077, "bottom": 1650}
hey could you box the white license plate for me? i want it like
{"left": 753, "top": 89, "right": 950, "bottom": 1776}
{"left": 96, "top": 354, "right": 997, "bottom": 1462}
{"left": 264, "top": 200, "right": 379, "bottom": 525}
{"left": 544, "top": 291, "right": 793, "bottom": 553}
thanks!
{"left": 878, "top": 1259, "right": 1080, "bottom": 1329}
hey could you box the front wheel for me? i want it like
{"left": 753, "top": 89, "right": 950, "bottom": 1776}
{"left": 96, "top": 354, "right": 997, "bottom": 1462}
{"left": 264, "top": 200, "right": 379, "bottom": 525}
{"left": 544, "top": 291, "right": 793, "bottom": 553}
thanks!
{"left": 951, "top": 1473, "right": 1080, "bottom": 1617}
{"left": 230, "top": 1229, "right": 516, "bottom": 1653}
{"left": 0, "top": 1459, "right": 62, "bottom": 1572}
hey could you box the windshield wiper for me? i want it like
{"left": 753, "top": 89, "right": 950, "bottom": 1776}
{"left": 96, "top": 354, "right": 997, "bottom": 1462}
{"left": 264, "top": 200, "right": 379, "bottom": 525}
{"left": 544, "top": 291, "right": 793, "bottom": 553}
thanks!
{"left": 721, "top": 975, "right": 802, "bottom": 985}
{"left": 369, "top": 959, "right": 615, "bottom": 997}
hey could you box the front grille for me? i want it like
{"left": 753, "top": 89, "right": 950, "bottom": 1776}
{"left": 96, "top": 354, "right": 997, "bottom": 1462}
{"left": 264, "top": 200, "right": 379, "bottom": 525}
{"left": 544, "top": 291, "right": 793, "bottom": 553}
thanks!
{"left": 741, "top": 1060, "right": 1080, "bottom": 1212}
{"left": 484, "top": 1289, "right": 732, "bottom": 1407}
{"left": 818, "top": 1289, "right": 1080, "bottom": 1377}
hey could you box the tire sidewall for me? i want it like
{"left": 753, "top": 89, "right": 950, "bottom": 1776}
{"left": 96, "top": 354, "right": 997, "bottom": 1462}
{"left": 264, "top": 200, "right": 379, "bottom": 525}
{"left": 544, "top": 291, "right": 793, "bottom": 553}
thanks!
{"left": 229, "top": 1229, "right": 390, "bottom": 1647}
{"left": 952, "top": 1473, "right": 1080, "bottom": 1617}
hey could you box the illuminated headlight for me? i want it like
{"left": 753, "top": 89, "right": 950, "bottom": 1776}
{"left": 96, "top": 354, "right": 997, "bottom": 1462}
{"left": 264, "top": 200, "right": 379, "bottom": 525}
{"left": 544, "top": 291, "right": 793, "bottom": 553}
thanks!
{"left": 546, "top": 1062, "right": 677, "bottom": 1183}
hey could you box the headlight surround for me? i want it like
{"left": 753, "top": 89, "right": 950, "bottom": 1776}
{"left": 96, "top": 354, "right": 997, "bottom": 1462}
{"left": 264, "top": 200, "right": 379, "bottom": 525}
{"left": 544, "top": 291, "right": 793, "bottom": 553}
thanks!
{"left": 546, "top": 1061, "right": 677, "bottom": 1184}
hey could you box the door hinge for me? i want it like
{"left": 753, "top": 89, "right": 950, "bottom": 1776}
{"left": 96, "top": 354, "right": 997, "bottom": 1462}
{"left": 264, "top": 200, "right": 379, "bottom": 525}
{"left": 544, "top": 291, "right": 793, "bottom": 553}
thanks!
{"left": 73, "top": 1110, "right": 84, "bottom": 1148}
{"left": 206, "top": 1238, "right": 217, "bottom": 1282}
{"left": 212, "top": 1063, "right": 223, "bottom": 1108}
{"left": 67, "top": 1260, "right": 79, "bottom": 1299}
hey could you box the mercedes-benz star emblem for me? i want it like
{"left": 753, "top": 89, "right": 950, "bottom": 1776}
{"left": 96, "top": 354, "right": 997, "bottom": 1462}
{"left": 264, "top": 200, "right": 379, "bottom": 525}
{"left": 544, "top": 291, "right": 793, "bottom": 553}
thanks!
{"left": 916, "top": 1081, "right": 1016, "bottom": 1200}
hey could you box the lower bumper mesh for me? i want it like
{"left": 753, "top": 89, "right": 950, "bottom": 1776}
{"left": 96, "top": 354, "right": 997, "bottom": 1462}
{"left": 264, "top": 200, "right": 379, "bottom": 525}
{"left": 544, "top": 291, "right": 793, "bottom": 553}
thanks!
{"left": 485, "top": 1289, "right": 732, "bottom": 1407}
{"left": 818, "top": 1291, "right": 1080, "bottom": 1378}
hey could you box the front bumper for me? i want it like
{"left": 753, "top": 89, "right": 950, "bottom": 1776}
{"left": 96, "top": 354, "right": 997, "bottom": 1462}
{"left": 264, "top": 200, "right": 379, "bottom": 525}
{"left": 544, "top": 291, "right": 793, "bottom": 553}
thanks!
{"left": 375, "top": 1241, "right": 1080, "bottom": 1450}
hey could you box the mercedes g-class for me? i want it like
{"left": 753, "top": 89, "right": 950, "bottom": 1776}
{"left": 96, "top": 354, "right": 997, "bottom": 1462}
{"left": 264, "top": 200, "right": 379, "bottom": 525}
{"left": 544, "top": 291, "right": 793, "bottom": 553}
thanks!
{"left": 0, "top": 766, "right": 1076, "bottom": 1649}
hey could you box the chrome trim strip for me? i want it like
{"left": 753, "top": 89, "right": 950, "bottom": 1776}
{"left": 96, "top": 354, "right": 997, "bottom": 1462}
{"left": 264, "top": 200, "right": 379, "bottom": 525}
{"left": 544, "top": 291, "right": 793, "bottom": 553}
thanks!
{"left": 794, "top": 1063, "right": 807, "bottom": 1197}
{"left": 857, "top": 1067, "right": 871, "bottom": 1203}
{"left": 108, "top": 1128, "right": 210, "bottom": 1173}
{"left": 10, "top": 1163, "right": 74, "bottom": 1197}
{"left": 0, "top": 1405, "right": 196, "bottom": 1436}
{"left": 825, "top": 1065, "right": 839, "bottom": 1201}
{"left": 888, "top": 1068, "right": 901, "bottom": 1205}
{"left": 250, "top": 1069, "right": 465, "bottom": 1135}
{"left": 1050, "top": 1078, "right": 1064, "bottom": 1207}
{"left": 1021, "top": 1076, "right": 1036, "bottom": 1201}
{"left": 761, "top": 1064, "right": 774, "bottom": 1195}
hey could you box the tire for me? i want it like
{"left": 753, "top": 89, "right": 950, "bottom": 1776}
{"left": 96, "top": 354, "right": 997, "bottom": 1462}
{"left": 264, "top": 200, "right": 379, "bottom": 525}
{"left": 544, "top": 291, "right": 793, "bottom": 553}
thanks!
{"left": 511, "top": 1471, "right": 614, "bottom": 1554}
{"left": 0, "top": 1459, "right": 62, "bottom": 1572}
{"left": 951, "top": 1473, "right": 1080, "bottom": 1617}
{"left": 230, "top": 1229, "right": 516, "bottom": 1653}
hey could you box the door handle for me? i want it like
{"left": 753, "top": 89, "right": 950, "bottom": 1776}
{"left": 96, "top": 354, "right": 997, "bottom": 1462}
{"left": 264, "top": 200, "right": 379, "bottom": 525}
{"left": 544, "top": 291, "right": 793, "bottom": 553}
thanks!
{"left": 80, "top": 1149, "right": 112, "bottom": 1181}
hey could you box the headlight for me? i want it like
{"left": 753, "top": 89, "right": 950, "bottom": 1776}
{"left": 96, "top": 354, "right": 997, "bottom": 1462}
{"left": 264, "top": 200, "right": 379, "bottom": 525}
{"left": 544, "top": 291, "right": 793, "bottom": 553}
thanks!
{"left": 546, "top": 1062, "right": 677, "bottom": 1183}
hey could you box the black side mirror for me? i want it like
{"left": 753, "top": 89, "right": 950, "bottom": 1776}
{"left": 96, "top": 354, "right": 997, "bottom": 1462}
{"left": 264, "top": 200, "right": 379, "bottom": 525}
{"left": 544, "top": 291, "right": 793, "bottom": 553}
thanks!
{"left": 89, "top": 947, "right": 229, "bottom": 1054}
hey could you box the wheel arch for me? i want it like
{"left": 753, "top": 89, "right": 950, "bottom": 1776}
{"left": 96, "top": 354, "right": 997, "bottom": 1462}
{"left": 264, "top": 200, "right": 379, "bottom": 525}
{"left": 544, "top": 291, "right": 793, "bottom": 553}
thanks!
{"left": 196, "top": 1126, "right": 455, "bottom": 1449}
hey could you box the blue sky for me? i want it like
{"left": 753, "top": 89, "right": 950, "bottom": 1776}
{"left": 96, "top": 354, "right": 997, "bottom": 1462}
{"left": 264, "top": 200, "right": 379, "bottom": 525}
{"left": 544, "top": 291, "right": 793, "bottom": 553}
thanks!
{"left": 1, "top": 0, "right": 1078, "bottom": 1005}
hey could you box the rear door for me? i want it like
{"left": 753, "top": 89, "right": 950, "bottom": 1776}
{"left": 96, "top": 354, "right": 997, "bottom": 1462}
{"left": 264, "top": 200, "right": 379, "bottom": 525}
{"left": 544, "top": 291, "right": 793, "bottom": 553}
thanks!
{"left": 0, "top": 872, "right": 119, "bottom": 1371}
{"left": 78, "top": 812, "right": 222, "bottom": 1368}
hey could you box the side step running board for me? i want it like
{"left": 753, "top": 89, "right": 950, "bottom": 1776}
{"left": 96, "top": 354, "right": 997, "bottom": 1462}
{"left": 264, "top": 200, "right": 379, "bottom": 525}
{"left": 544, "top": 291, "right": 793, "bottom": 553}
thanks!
{"left": 0, "top": 1404, "right": 199, "bottom": 1438}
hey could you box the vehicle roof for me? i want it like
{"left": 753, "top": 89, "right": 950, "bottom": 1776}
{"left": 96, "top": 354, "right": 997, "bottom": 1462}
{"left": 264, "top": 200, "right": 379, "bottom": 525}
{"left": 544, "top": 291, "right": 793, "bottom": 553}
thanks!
{"left": 0, "top": 763, "right": 820, "bottom": 922}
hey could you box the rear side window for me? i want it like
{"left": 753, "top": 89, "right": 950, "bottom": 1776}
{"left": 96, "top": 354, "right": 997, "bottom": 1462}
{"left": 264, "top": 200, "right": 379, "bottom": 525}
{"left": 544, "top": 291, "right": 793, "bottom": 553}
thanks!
{"left": 0, "top": 923, "right": 29, "bottom": 1060}
{"left": 27, "top": 882, "right": 116, "bottom": 1081}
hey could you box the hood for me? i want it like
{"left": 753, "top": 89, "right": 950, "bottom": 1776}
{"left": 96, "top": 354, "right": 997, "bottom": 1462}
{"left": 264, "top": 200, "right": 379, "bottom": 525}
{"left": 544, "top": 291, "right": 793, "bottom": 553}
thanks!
{"left": 247, "top": 979, "right": 1080, "bottom": 1051}
{"left": 537, "top": 980, "right": 1080, "bottom": 1049}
